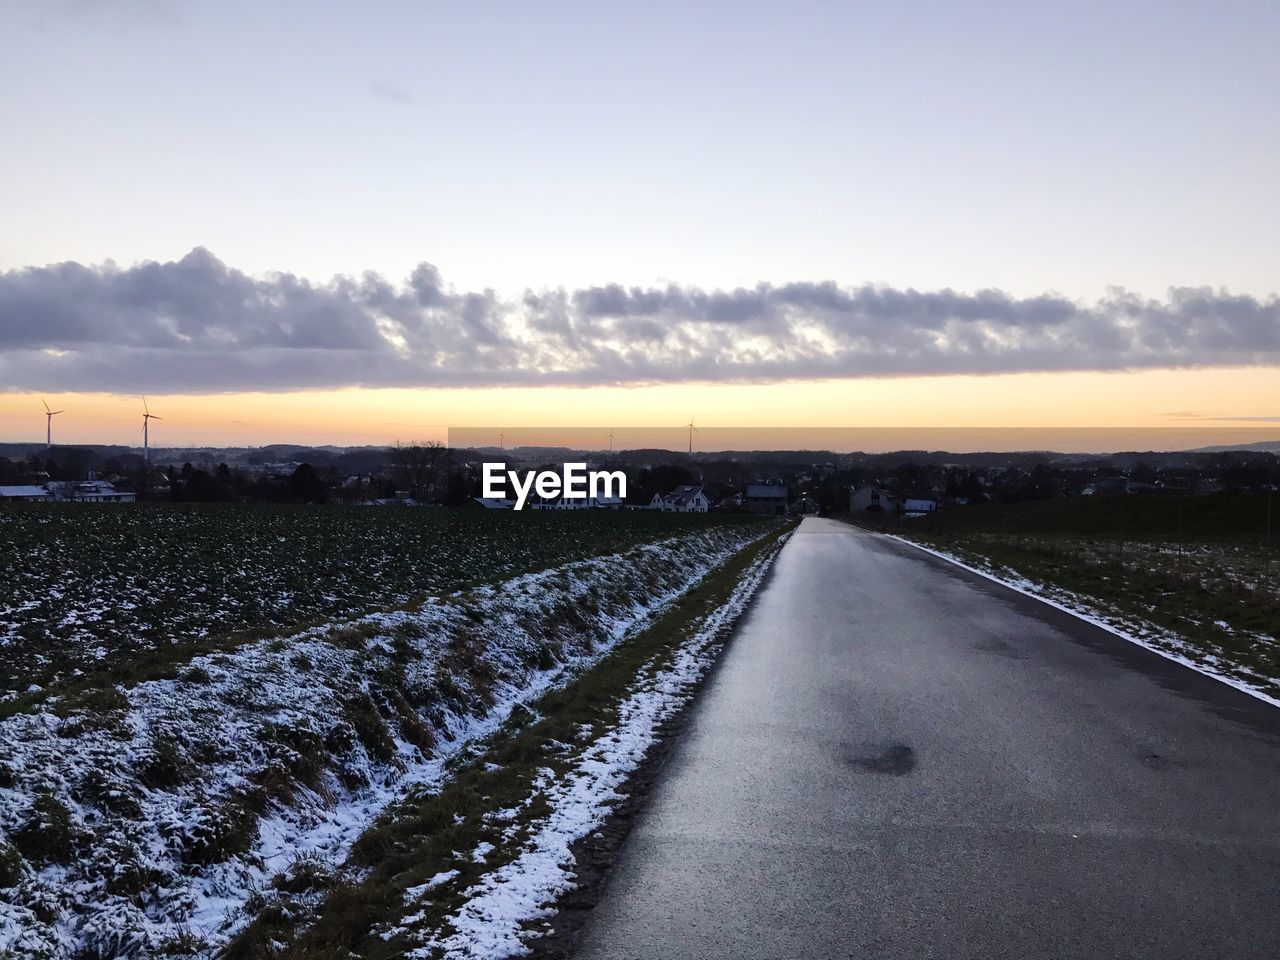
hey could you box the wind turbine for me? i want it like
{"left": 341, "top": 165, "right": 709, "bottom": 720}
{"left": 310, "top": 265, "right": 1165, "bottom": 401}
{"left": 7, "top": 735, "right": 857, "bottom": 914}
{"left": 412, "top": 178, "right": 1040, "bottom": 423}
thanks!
{"left": 141, "top": 397, "right": 162, "bottom": 463}
{"left": 686, "top": 414, "right": 698, "bottom": 455}
{"left": 607, "top": 428, "right": 616, "bottom": 454}
{"left": 42, "top": 399, "right": 64, "bottom": 449}
{"left": 498, "top": 429, "right": 506, "bottom": 451}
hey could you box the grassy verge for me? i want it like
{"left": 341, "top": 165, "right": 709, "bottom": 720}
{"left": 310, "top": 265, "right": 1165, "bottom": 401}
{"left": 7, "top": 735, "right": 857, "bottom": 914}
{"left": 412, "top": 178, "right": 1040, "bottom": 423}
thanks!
{"left": 224, "top": 521, "right": 794, "bottom": 960}
{"left": 836, "top": 509, "right": 1279, "bottom": 695}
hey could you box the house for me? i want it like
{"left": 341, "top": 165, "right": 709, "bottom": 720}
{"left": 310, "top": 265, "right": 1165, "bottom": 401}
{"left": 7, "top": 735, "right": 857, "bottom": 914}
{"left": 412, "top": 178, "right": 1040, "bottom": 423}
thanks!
{"left": 474, "top": 497, "right": 514, "bottom": 509}
{"left": 743, "top": 484, "right": 788, "bottom": 516}
{"left": 529, "top": 494, "right": 625, "bottom": 510}
{"left": 44, "top": 480, "right": 136, "bottom": 503}
{"left": 660, "top": 485, "right": 709, "bottom": 513}
{"left": 849, "top": 486, "right": 897, "bottom": 514}
{"left": 72, "top": 480, "right": 136, "bottom": 503}
{"left": 0, "top": 484, "right": 52, "bottom": 502}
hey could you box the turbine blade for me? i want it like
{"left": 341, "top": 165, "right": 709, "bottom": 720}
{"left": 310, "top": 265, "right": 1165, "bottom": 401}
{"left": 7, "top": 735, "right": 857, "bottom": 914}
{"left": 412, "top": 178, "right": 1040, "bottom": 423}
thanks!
{"left": 42, "top": 399, "right": 51, "bottom": 413}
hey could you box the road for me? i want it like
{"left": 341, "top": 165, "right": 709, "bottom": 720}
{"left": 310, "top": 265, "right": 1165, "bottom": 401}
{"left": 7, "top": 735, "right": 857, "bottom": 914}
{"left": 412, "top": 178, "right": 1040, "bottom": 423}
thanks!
{"left": 572, "top": 517, "right": 1280, "bottom": 959}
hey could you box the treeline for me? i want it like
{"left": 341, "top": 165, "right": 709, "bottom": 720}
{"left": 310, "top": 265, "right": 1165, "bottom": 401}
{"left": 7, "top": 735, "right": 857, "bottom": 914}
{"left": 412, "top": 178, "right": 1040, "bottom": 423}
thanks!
{"left": 162, "top": 443, "right": 475, "bottom": 505}
{"left": 0, "top": 450, "right": 145, "bottom": 484}
{"left": 801, "top": 453, "right": 1280, "bottom": 514}
{"left": 0, "top": 442, "right": 480, "bottom": 506}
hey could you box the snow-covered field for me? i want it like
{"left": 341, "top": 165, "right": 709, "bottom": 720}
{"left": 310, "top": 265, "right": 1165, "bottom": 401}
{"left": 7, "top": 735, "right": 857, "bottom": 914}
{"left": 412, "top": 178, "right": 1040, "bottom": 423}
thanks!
{"left": 0, "top": 523, "right": 773, "bottom": 958}
{"left": 0, "top": 504, "right": 754, "bottom": 696}
{"left": 890, "top": 535, "right": 1280, "bottom": 707}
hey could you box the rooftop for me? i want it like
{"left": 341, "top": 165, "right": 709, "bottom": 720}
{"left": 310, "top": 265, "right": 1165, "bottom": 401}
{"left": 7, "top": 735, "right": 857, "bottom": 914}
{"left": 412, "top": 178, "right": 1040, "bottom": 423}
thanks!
{"left": 0, "top": 485, "right": 51, "bottom": 498}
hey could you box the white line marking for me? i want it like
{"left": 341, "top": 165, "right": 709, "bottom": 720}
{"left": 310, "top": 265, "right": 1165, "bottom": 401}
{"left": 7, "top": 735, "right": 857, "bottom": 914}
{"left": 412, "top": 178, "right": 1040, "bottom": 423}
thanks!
{"left": 881, "top": 532, "right": 1280, "bottom": 710}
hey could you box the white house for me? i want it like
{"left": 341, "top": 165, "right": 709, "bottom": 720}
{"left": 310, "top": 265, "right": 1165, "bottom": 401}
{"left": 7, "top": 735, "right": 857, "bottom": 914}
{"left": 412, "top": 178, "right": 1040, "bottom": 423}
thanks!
{"left": 476, "top": 493, "right": 624, "bottom": 511}
{"left": 530, "top": 494, "right": 624, "bottom": 510}
{"left": 74, "top": 480, "right": 136, "bottom": 503}
{"left": 660, "top": 485, "right": 709, "bottom": 513}
{"left": 46, "top": 480, "right": 137, "bottom": 503}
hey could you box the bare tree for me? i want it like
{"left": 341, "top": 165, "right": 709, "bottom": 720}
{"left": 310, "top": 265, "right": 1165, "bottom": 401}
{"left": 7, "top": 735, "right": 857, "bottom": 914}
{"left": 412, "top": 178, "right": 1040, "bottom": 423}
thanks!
{"left": 390, "top": 441, "right": 447, "bottom": 502}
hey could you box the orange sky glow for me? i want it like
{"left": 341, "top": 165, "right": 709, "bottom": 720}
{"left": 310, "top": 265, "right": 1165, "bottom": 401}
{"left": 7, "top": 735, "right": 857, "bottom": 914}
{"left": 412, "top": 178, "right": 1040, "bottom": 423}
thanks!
{"left": 2, "top": 366, "right": 1276, "bottom": 454}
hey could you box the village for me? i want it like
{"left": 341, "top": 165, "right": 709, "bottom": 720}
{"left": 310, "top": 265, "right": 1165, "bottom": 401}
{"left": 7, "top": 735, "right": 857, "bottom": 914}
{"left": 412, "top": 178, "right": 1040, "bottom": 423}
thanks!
{"left": 2, "top": 438, "right": 1275, "bottom": 519}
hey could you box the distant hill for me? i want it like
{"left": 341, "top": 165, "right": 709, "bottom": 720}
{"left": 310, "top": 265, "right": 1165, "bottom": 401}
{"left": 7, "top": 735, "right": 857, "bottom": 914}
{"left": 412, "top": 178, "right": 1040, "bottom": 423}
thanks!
{"left": 0, "top": 442, "right": 135, "bottom": 459}
{"left": 1188, "top": 441, "right": 1280, "bottom": 454}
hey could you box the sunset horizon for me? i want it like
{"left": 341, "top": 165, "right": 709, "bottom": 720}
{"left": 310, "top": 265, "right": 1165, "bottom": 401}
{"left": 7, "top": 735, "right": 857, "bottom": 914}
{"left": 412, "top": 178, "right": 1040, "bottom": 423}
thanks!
{"left": 4, "top": 359, "right": 1278, "bottom": 453}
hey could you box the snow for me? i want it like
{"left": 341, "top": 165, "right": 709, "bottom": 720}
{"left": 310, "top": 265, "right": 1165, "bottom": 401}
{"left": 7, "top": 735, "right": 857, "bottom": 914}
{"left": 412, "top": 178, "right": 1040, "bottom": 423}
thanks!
{"left": 0, "top": 524, "right": 774, "bottom": 958}
{"left": 407, "top": 528, "right": 791, "bottom": 959}
{"left": 405, "top": 871, "right": 461, "bottom": 903}
{"left": 888, "top": 535, "right": 1280, "bottom": 709}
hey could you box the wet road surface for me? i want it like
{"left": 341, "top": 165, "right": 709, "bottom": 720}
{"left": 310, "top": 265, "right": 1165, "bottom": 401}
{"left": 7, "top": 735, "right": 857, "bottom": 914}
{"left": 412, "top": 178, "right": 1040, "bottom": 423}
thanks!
{"left": 572, "top": 517, "right": 1280, "bottom": 959}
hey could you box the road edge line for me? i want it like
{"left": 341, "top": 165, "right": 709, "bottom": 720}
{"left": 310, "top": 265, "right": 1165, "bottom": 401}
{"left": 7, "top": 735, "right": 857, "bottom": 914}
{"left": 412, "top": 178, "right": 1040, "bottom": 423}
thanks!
{"left": 881, "top": 532, "right": 1280, "bottom": 710}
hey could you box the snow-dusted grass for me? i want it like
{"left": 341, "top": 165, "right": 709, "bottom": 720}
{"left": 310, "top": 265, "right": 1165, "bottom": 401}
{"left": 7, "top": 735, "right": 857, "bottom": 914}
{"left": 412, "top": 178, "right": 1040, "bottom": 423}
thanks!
{"left": 0, "top": 523, "right": 774, "bottom": 959}
{"left": 415, "top": 530, "right": 789, "bottom": 959}
{"left": 0, "top": 503, "right": 761, "bottom": 697}
{"left": 886, "top": 534, "right": 1280, "bottom": 706}
{"left": 256, "top": 524, "right": 791, "bottom": 960}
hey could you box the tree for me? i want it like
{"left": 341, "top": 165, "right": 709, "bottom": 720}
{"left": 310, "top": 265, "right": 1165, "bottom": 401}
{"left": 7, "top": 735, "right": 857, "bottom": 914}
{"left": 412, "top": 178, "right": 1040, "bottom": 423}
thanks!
{"left": 290, "top": 463, "right": 328, "bottom": 503}
{"left": 184, "top": 469, "right": 220, "bottom": 502}
{"left": 390, "top": 441, "right": 446, "bottom": 501}
{"left": 635, "top": 464, "right": 697, "bottom": 504}
{"left": 445, "top": 465, "right": 476, "bottom": 506}
{"left": 215, "top": 463, "right": 233, "bottom": 499}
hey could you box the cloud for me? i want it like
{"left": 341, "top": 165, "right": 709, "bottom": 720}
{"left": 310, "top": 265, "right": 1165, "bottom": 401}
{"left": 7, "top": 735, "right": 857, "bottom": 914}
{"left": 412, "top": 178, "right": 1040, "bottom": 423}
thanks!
{"left": 1, "top": 248, "right": 1278, "bottom": 393}
{"left": 370, "top": 81, "right": 415, "bottom": 105}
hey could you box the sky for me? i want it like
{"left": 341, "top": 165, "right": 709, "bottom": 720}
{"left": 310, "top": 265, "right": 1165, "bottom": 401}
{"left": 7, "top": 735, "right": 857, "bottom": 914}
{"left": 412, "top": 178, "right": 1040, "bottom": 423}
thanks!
{"left": 0, "top": 0, "right": 1277, "bottom": 451}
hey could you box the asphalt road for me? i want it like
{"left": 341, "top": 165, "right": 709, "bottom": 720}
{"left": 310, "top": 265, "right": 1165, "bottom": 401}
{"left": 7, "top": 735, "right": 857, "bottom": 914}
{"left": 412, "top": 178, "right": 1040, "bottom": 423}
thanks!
{"left": 572, "top": 517, "right": 1280, "bottom": 960}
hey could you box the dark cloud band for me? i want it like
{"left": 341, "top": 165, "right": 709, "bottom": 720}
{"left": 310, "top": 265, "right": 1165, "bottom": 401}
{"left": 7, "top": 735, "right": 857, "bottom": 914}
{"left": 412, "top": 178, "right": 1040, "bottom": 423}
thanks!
{"left": 1, "top": 248, "right": 1277, "bottom": 393}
